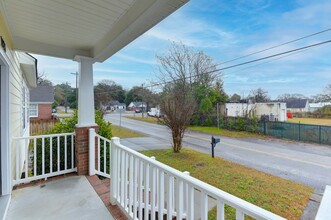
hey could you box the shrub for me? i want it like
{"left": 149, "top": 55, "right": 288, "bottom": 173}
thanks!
{"left": 33, "top": 110, "right": 112, "bottom": 175}
{"left": 219, "top": 116, "right": 259, "bottom": 133}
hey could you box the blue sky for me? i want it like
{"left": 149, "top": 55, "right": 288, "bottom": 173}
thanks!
{"left": 34, "top": 0, "right": 331, "bottom": 99}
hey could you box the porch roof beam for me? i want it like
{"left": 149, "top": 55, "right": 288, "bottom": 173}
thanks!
{"left": 0, "top": 0, "right": 188, "bottom": 62}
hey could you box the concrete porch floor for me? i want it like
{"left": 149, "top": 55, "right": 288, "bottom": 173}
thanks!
{"left": 6, "top": 176, "right": 114, "bottom": 220}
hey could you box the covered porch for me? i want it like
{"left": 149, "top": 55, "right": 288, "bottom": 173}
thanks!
{"left": 7, "top": 175, "right": 113, "bottom": 220}
{"left": 10, "top": 131, "right": 287, "bottom": 219}
{"left": 1, "top": 0, "right": 330, "bottom": 219}
{"left": 0, "top": 0, "right": 188, "bottom": 218}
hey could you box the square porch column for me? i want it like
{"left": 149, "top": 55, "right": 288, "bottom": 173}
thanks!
{"left": 74, "top": 56, "right": 99, "bottom": 175}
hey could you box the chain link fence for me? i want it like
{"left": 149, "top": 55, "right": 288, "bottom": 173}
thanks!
{"left": 198, "top": 116, "right": 331, "bottom": 145}
{"left": 258, "top": 121, "right": 331, "bottom": 145}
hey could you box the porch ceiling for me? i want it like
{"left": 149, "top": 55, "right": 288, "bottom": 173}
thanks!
{"left": 0, "top": 0, "right": 188, "bottom": 62}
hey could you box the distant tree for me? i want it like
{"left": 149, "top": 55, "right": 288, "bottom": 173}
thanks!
{"left": 229, "top": 93, "right": 241, "bottom": 102}
{"left": 54, "top": 83, "right": 74, "bottom": 112}
{"left": 157, "top": 43, "right": 222, "bottom": 152}
{"left": 249, "top": 88, "right": 269, "bottom": 103}
{"left": 94, "top": 80, "right": 126, "bottom": 110}
{"left": 277, "top": 93, "right": 307, "bottom": 101}
{"left": 318, "top": 83, "right": 331, "bottom": 101}
{"left": 125, "top": 86, "right": 160, "bottom": 109}
{"left": 37, "top": 72, "right": 53, "bottom": 86}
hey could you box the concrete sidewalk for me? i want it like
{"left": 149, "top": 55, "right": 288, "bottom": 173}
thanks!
{"left": 7, "top": 176, "right": 113, "bottom": 220}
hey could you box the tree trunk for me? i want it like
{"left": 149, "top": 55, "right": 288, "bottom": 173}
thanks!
{"left": 172, "top": 130, "right": 182, "bottom": 153}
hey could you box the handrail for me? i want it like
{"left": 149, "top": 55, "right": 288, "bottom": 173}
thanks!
{"left": 315, "top": 185, "right": 331, "bottom": 220}
{"left": 13, "top": 132, "right": 76, "bottom": 185}
{"left": 13, "top": 132, "right": 74, "bottom": 140}
{"left": 109, "top": 136, "right": 285, "bottom": 220}
{"left": 90, "top": 132, "right": 111, "bottom": 178}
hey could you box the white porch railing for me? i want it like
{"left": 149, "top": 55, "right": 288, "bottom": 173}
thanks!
{"left": 13, "top": 133, "right": 76, "bottom": 185}
{"left": 89, "top": 131, "right": 111, "bottom": 178}
{"left": 89, "top": 129, "right": 285, "bottom": 220}
{"left": 315, "top": 185, "right": 331, "bottom": 220}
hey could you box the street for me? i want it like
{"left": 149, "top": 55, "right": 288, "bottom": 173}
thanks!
{"left": 104, "top": 113, "right": 331, "bottom": 195}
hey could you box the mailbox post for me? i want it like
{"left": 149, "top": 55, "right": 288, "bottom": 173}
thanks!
{"left": 211, "top": 136, "right": 220, "bottom": 158}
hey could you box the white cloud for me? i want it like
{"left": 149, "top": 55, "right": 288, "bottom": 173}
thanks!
{"left": 144, "top": 13, "right": 236, "bottom": 49}
{"left": 113, "top": 54, "right": 157, "bottom": 65}
{"left": 94, "top": 68, "right": 136, "bottom": 74}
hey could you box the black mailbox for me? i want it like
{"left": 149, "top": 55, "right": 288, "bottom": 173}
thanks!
{"left": 212, "top": 136, "right": 220, "bottom": 144}
{"left": 211, "top": 136, "right": 220, "bottom": 158}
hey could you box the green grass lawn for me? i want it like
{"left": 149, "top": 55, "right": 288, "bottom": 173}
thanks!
{"left": 188, "top": 126, "right": 265, "bottom": 139}
{"left": 126, "top": 116, "right": 264, "bottom": 139}
{"left": 110, "top": 125, "right": 145, "bottom": 138}
{"left": 287, "top": 117, "right": 331, "bottom": 126}
{"left": 141, "top": 148, "right": 313, "bottom": 219}
{"left": 125, "top": 116, "right": 162, "bottom": 124}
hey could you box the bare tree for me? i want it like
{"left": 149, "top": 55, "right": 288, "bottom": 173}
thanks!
{"left": 249, "top": 88, "right": 270, "bottom": 103}
{"left": 37, "top": 72, "right": 53, "bottom": 86}
{"left": 277, "top": 93, "right": 307, "bottom": 101}
{"left": 319, "top": 84, "right": 331, "bottom": 101}
{"left": 161, "top": 84, "right": 196, "bottom": 152}
{"left": 157, "top": 43, "right": 221, "bottom": 152}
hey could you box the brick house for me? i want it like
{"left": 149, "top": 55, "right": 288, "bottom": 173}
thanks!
{"left": 29, "top": 85, "right": 54, "bottom": 120}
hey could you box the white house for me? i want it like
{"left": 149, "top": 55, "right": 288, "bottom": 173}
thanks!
{"left": 104, "top": 100, "right": 126, "bottom": 112}
{"left": 0, "top": 0, "right": 190, "bottom": 218}
{"left": 128, "top": 101, "right": 147, "bottom": 111}
{"left": 286, "top": 99, "right": 309, "bottom": 113}
{"left": 309, "top": 102, "right": 331, "bottom": 112}
{"left": 0, "top": 46, "right": 37, "bottom": 217}
{"left": 224, "top": 102, "right": 287, "bottom": 122}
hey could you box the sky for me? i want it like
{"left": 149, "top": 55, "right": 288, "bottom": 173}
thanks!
{"left": 33, "top": 0, "right": 331, "bottom": 99}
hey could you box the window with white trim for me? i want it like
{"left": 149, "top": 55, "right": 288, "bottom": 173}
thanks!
{"left": 22, "top": 80, "right": 29, "bottom": 131}
{"left": 29, "top": 104, "right": 38, "bottom": 117}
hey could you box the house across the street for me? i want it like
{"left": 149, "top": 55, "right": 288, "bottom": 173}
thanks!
{"left": 286, "top": 99, "right": 309, "bottom": 113}
{"left": 223, "top": 102, "right": 287, "bottom": 121}
{"left": 128, "top": 101, "right": 147, "bottom": 112}
{"left": 309, "top": 102, "right": 331, "bottom": 112}
{"left": 29, "top": 85, "right": 54, "bottom": 120}
{"left": 105, "top": 100, "right": 126, "bottom": 112}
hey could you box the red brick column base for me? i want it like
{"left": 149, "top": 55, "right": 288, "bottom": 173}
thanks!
{"left": 75, "top": 125, "right": 99, "bottom": 175}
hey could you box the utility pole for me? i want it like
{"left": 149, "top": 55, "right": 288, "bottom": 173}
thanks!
{"left": 217, "top": 103, "right": 220, "bottom": 130}
{"left": 119, "top": 109, "right": 122, "bottom": 128}
{"left": 70, "top": 72, "right": 79, "bottom": 109}
{"left": 141, "top": 83, "right": 144, "bottom": 118}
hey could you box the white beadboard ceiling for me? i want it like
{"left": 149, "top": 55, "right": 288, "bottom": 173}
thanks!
{"left": 0, "top": 0, "right": 188, "bottom": 62}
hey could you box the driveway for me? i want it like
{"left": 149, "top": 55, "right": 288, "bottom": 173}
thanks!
{"left": 105, "top": 113, "right": 331, "bottom": 195}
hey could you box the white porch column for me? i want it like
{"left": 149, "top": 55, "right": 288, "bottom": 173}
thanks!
{"left": 75, "top": 56, "right": 97, "bottom": 127}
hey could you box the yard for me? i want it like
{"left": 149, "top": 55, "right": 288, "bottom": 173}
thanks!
{"left": 188, "top": 126, "right": 265, "bottom": 139}
{"left": 125, "top": 116, "right": 161, "bottom": 124}
{"left": 110, "top": 125, "right": 145, "bottom": 138}
{"left": 126, "top": 116, "right": 263, "bottom": 139}
{"left": 141, "top": 148, "right": 313, "bottom": 220}
{"left": 287, "top": 117, "right": 331, "bottom": 126}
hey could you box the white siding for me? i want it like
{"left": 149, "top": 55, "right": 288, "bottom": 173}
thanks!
{"left": 0, "top": 22, "right": 30, "bottom": 188}
{"left": 225, "top": 103, "right": 287, "bottom": 122}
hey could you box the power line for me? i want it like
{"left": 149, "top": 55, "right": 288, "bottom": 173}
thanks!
{"left": 223, "top": 48, "right": 309, "bottom": 77}
{"left": 144, "top": 39, "right": 331, "bottom": 88}
{"left": 215, "top": 27, "right": 331, "bottom": 66}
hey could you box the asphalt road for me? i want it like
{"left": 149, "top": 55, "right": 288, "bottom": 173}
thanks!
{"left": 104, "top": 113, "right": 331, "bottom": 195}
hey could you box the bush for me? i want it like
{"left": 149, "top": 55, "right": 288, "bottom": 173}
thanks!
{"left": 220, "top": 116, "right": 259, "bottom": 132}
{"left": 33, "top": 110, "right": 112, "bottom": 175}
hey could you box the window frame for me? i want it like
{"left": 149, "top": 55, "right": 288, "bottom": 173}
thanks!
{"left": 21, "top": 80, "right": 29, "bottom": 133}
{"left": 29, "top": 103, "right": 38, "bottom": 118}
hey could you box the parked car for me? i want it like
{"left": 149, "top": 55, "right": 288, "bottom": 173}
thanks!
{"left": 135, "top": 109, "right": 141, "bottom": 113}
{"left": 147, "top": 108, "right": 161, "bottom": 118}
